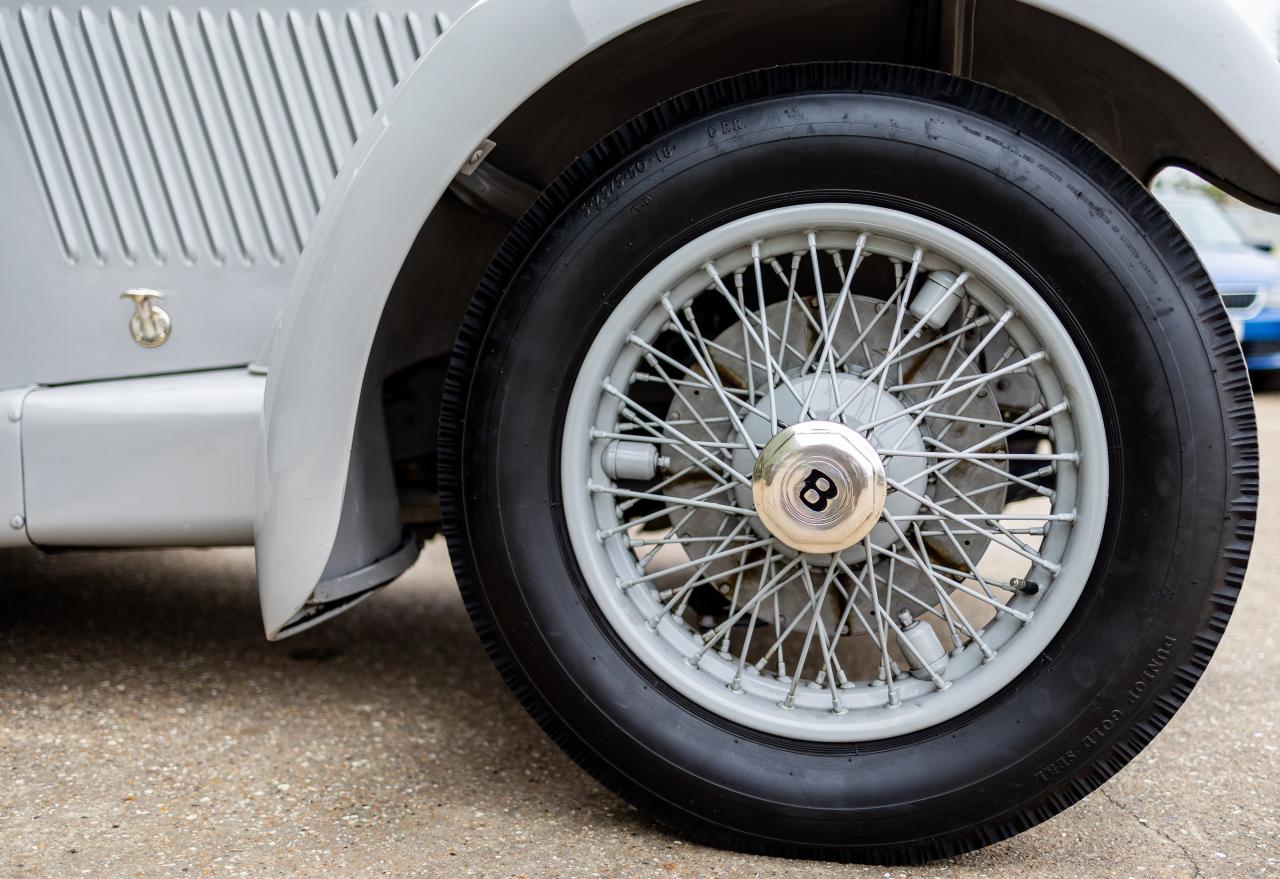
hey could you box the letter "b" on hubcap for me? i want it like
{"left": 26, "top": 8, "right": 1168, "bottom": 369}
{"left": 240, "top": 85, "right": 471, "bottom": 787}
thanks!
{"left": 799, "top": 469, "right": 838, "bottom": 513}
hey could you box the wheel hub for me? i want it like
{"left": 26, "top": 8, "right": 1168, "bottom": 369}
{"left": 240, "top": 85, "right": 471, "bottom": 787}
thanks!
{"left": 727, "top": 369, "right": 930, "bottom": 563}
{"left": 752, "top": 421, "right": 885, "bottom": 553}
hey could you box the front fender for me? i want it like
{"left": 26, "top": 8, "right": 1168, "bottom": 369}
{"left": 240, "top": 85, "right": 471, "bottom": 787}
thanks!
{"left": 256, "top": 0, "right": 696, "bottom": 637}
{"left": 257, "top": 0, "right": 1280, "bottom": 638}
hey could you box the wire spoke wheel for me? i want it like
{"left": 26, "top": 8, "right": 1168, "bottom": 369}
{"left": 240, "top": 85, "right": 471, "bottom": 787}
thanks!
{"left": 563, "top": 204, "right": 1107, "bottom": 740}
{"left": 443, "top": 66, "right": 1254, "bottom": 861}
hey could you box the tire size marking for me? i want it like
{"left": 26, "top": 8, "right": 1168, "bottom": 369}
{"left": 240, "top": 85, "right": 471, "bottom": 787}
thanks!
{"left": 581, "top": 142, "right": 680, "bottom": 217}
{"left": 1032, "top": 634, "right": 1177, "bottom": 784}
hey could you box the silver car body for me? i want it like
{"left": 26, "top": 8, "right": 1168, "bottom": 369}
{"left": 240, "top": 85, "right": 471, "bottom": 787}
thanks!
{"left": 1, "top": 0, "right": 1278, "bottom": 636}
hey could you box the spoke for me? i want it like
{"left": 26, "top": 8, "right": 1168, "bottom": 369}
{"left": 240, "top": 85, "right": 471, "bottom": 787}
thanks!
{"left": 915, "top": 410, "right": 1057, "bottom": 494}
{"left": 796, "top": 233, "right": 866, "bottom": 420}
{"left": 594, "top": 430, "right": 746, "bottom": 451}
{"left": 880, "top": 449, "right": 1074, "bottom": 462}
{"left": 837, "top": 268, "right": 967, "bottom": 412}
{"left": 851, "top": 351, "right": 1048, "bottom": 434}
{"left": 886, "top": 399, "right": 1072, "bottom": 492}
{"left": 915, "top": 526, "right": 1046, "bottom": 537}
{"left": 617, "top": 462, "right": 701, "bottom": 512}
{"left": 634, "top": 507, "right": 699, "bottom": 570}
{"left": 619, "top": 415, "right": 735, "bottom": 433}
{"left": 642, "top": 538, "right": 775, "bottom": 591}
{"left": 873, "top": 543, "right": 1018, "bottom": 593}
{"left": 750, "top": 241, "right": 779, "bottom": 436}
{"left": 830, "top": 249, "right": 877, "bottom": 369}
{"left": 931, "top": 343, "right": 1028, "bottom": 446}
{"left": 859, "top": 542, "right": 899, "bottom": 703}
{"left": 751, "top": 575, "right": 823, "bottom": 676}
{"left": 868, "top": 258, "right": 923, "bottom": 421}
{"left": 597, "top": 481, "right": 738, "bottom": 538}
{"left": 804, "top": 561, "right": 848, "bottom": 712}
{"left": 659, "top": 296, "right": 759, "bottom": 457}
{"left": 632, "top": 371, "right": 746, "bottom": 393}
{"left": 646, "top": 521, "right": 734, "bottom": 622}
{"left": 704, "top": 262, "right": 806, "bottom": 403}
{"left": 834, "top": 248, "right": 922, "bottom": 369}
{"left": 699, "top": 556, "right": 806, "bottom": 651}
{"left": 882, "top": 307, "right": 1013, "bottom": 452}
{"left": 883, "top": 516, "right": 994, "bottom": 660}
{"left": 593, "top": 429, "right": 747, "bottom": 450}
{"left": 723, "top": 547, "right": 777, "bottom": 687}
{"left": 900, "top": 409, "right": 1051, "bottom": 435}
{"left": 884, "top": 481, "right": 1061, "bottom": 574}
{"left": 781, "top": 560, "right": 840, "bottom": 710}
{"left": 933, "top": 468, "right": 1057, "bottom": 567}
{"left": 733, "top": 270, "right": 757, "bottom": 406}
{"left": 868, "top": 527, "right": 1033, "bottom": 623}
{"left": 716, "top": 563, "right": 748, "bottom": 657}
{"left": 910, "top": 523, "right": 979, "bottom": 653}
{"left": 649, "top": 519, "right": 750, "bottom": 615}
{"left": 772, "top": 586, "right": 787, "bottom": 680}
{"left": 853, "top": 559, "right": 967, "bottom": 626}
{"left": 840, "top": 551, "right": 951, "bottom": 692}
{"left": 640, "top": 350, "right": 734, "bottom": 444}
{"left": 770, "top": 253, "right": 822, "bottom": 361}
{"left": 626, "top": 334, "right": 773, "bottom": 423}
{"left": 935, "top": 518, "right": 997, "bottom": 600}
{"left": 614, "top": 409, "right": 734, "bottom": 488}
{"left": 662, "top": 555, "right": 761, "bottom": 606}
{"left": 631, "top": 534, "right": 759, "bottom": 548}
{"left": 931, "top": 475, "right": 1044, "bottom": 508}
{"left": 603, "top": 381, "right": 752, "bottom": 486}
{"left": 592, "top": 482, "right": 759, "bottom": 522}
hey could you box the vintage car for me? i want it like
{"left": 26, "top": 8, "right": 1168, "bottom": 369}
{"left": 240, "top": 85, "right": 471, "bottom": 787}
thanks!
{"left": 0, "top": 0, "right": 1272, "bottom": 864}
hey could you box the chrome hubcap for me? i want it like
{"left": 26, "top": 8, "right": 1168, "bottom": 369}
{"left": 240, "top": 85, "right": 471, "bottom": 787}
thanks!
{"left": 752, "top": 420, "right": 885, "bottom": 554}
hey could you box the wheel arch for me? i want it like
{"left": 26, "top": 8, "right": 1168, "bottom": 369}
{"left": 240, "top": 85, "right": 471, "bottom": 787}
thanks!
{"left": 257, "top": 0, "right": 1280, "bottom": 638}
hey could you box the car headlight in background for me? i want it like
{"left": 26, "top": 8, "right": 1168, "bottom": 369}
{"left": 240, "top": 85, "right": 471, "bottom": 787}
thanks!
{"left": 1266, "top": 280, "right": 1280, "bottom": 310}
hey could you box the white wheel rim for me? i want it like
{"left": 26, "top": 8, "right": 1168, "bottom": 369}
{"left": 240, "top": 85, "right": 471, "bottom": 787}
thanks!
{"left": 561, "top": 204, "right": 1108, "bottom": 742}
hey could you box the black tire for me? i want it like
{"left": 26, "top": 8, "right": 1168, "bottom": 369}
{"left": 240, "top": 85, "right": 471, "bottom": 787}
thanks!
{"left": 439, "top": 64, "right": 1257, "bottom": 864}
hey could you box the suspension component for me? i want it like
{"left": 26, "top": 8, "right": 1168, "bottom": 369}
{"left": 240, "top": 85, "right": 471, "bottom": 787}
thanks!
{"left": 602, "top": 440, "right": 668, "bottom": 481}
{"left": 895, "top": 610, "right": 949, "bottom": 680}
{"left": 909, "top": 270, "right": 966, "bottom": 330}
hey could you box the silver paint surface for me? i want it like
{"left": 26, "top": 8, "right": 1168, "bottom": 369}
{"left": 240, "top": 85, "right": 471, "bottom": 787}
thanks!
{"left": 21, "top": 369, "right": 263, "bottom": 545}
{"left": 0, "top": 0, "right": 472, "bottom": 387}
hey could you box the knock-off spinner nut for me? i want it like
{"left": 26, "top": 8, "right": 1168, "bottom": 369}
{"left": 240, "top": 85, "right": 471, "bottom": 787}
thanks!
{"left": 750, "top": 421, "right": 886, "bottom": 554}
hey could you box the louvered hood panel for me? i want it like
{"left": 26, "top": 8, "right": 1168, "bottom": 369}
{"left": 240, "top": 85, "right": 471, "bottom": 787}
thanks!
{"left": 0, "top": 1, "right": 473, "bottom": 386}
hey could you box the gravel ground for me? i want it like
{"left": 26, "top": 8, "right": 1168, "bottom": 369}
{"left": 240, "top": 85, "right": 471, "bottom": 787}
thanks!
{"left": 2, "top": 396, "right": 1278, "bottom": 879}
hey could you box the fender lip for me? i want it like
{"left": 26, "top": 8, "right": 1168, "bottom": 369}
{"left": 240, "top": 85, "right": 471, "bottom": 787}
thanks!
{"left": 268, "top": 533, "right": 421, "bottom": 640}
{"left": 255, "top": 0, "right": 1280, "bottom": 639}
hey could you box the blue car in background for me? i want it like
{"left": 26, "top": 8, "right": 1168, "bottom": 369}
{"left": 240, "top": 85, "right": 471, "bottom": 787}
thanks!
{"left": 1158, "top": 191, "right": 1280, "bottom": 378}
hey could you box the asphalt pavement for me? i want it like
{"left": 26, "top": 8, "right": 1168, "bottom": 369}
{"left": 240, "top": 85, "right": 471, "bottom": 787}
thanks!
{"left": 2, "top": 396, "right": 1278, "bottom": 878}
